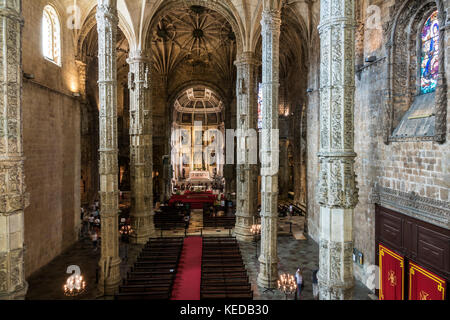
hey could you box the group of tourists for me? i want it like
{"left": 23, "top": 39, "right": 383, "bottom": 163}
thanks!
{"left": 80, "top": 200, "right": 101, "bottom": 251}
{"left": 294, "top": 267, "right": 319, "bottom": 300}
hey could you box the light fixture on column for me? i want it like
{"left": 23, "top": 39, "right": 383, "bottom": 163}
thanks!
{"left": 365, "top": 55, "right": 377, "bottom": 63}
{"left": 72, "top": 92, "right": 81, "bottom": 97}
{"left": 64, "top": 274, "right": 86, "bottom": 297}
{"left": 278, "top": 273, "right": 297, "bottom": 300}
{"left": 23, "top": 73, "right": 35, "bottom": 80}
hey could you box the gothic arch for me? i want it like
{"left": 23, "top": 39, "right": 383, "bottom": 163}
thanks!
{"left": 75, "top": 6, "right": 134, "bottom": 63}
{"left": 168, "top": 81, "right": 229, "bottom": 112}
{"left": 384, "top": 0, "right": 447, "bottom": 143}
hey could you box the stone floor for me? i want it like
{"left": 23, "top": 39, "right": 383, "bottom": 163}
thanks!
{"left": 239, "top": 235, "right": 372, "bottom": 300}
{"left": 26, "top": 233, "right": 372, "bottom": 300}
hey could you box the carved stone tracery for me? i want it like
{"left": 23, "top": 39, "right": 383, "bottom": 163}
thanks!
{"left": 96, "top": 0, "right": 121, "bottom": 296}
{"left": 234, "top": 52, "right": 259, "bottom": 242}
{"left": 317, "top": 0, "right": 358, "bottom": 300}
{"left": 257, "top": 9, "right": 281, "bottom": 289}
{"left": 127, "top": 50, "right": 155, "bottom": 244}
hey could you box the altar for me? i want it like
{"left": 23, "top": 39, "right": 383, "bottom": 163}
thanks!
{"left": 187, "top": 171, "right": 211, "bottom": 182}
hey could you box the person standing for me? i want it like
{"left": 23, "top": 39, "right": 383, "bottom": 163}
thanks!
{"left": 94, "top": 217, "right": 101, "bottom": 233}
{"left": 295, "top": 268, "right": 303, "bottom": 300}
{"left": 88, "top": 214, "right": 94, "bottom": 233}
{"left": 82, "top": 211, "right": 89, "bottom": 237}
{"left": 184, "top": 214, "right": 190, "bottom": 231}
{"left": 91, "top": 231, "right": 98, "bottom": 252}
{"left": 312, "top": 269, "right": 319, "bottom": 300}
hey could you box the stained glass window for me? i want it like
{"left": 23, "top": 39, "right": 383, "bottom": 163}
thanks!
{"left": 420, "top": 11, "right": 439, "bottom": 94}
{"left": 42, "top": 5, "right": 61, "bottom": 65}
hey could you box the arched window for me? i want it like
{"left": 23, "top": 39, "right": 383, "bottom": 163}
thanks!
{"left": 420, "top": 11, "right": 439, "bottom": 94}
{"left": 42, "top": 5, "right": 61, "bottom": 65}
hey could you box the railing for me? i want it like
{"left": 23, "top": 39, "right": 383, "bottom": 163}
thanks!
{"left": 157, "top": 227, "right": 233, "bottom": 238}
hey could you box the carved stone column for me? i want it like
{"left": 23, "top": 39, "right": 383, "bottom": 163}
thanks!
{"left": 257, "top": 10, "right": 281, "bottom": 289}
{"left": 293, "top": 105, "right": 303, "bottom": 204}
{"left": 317, "top": 0, "right": 358, "bottom": 300}
{"left": 96, "top": 0, "right": 121, "bottom": 296}
{"left": 0, "top": 0, "right": 29, "bottom": 300}
{"left": 234, "top": 52, "right": 259, "bottom": 242}
{"left": 127, "top": 50, "right": 154, "bottom": 244}
{"left": 278, "top": 138, "right": 289, "bottom": 200}
{"left": 434, "top": 2, "right": 447, "bottom": 144}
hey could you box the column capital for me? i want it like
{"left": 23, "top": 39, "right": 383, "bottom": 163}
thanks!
{"left": 127, "top": 50, "right": 151, "bottom": 65}
{"left": 234, "top": 51, "right": 259, "bottom": 67}
{"left": 261, "top": 10, "right": 281, "bottom": 31}
{"left": 96, "top": 1, "right": 118, "bottom": 25}
{"left": 317, "top": 0, "right": 356, "bottom": 34}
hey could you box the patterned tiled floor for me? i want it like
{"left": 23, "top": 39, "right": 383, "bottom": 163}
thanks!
{"left": 239, "top": 235, "right": 372, "bottom": 300}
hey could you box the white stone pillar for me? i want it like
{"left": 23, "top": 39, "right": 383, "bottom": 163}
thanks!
{"left": 0, "top": 0, "right": 29, "bottom": 300}
{"left": 317, "top": 0, "right": 358, "bottom": 300}
{"left": 278, "top": 138, "right": 289, "bottom": 200}
{"left": 96, "top": 0, "right": 121, "bottom": 296}
{"left": 127, "top": 51, "right": 154, "bottom": 244}
{"left": 234, "top": 52, "right": 259, "bottom": 242}
{"left": 257, "top": 10, "right": 281, "bottom": 289}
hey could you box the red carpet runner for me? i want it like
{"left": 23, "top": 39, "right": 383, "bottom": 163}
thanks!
{"left": 171, "top": 237, "right": 203, "bottom": 300}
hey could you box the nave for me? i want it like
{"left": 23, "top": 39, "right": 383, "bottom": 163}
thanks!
{"left": 25, "top": 206, "right": 372, "bottom": 300}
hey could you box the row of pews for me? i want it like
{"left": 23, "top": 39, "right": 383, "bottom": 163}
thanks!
{"left": 154, "top": 206, "right": 188, "bottom": 230}
{"left": 200, "top": 237, "right": 253, "bottom": 299}
{"left": 115, "top": 237, "right": 183, "bottom": 300}
{"left": 278, "top": 203, "right": 305, "bottom": 217}
{"left": 202, "top": 206, "right": 236, "bottom": 229}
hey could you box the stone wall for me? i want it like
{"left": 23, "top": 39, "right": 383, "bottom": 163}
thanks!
{"left": 306, "top": 0, "right": 449, "bottom": 287}
{"left": 22, "top": 0, "right": 81, "bottom": 278}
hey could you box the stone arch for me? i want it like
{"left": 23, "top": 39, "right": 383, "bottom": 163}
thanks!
{"left": 75, "top": 6, "right": 134, "bottom": 62}
{"left": 168, "top": 80, "right": 229, "bottom": 112}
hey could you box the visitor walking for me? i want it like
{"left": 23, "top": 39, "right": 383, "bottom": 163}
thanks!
{"left": 82, "top": 211, "right": 89, "bottom": 237}
{"left": 312, "top": 269, "right": 319, "bottom": 300}
{"left": 94, "top": 217, "right": 101, "bottom": 232}
{"left": 88, "top": 214, "right": 94, "bottom": 232}
{"left": 91, "top": 231, "right": 98, "bottom": 252}
{"left": 184, "top": 214, "right": 190, "bottom": 230}
{"left": 295, "top": 268, "right": 303, "bottom": 300}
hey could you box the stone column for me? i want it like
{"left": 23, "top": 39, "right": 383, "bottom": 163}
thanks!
{"left": 127, "top": 50, "right": 154, "bottom": 244}
{"left": 96, "top": 0, "right": 121, "bottom": 296}
{"left": 293, "top": 106, "right": 302, "bottom": 204}
{"left": 257, "top": 10, "right": 281, "bottom": 289}
{"left": 234, "top": 52, "right": 259, "bottom": 242}
{"left": 434, "top": 1, "right": 447, "bottom": 144}
{"left": 278, "top": 138, "right": 289, "bottom": 200}
{"left": 160, "top": 75, "right": 170, "bottom": 203}
{"left": 317, "top": 0, "right": 358, "bottom": 300}
{"left": 0, "top": 0, "right": 29, "bottom": 300}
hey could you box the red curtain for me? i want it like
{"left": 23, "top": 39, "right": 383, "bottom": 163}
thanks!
{"left": 409, "top": 262, "right": 446, "bottom": 300}
{"left": 379, "top": 244, "right": 404, "bottom": 300}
